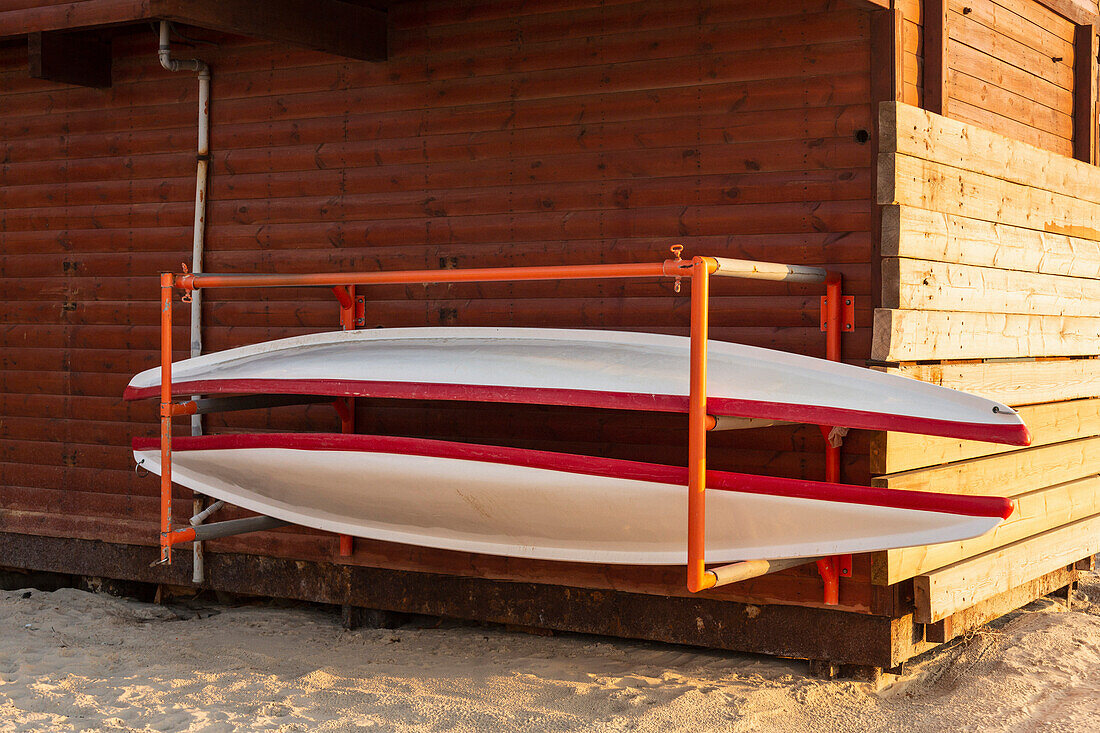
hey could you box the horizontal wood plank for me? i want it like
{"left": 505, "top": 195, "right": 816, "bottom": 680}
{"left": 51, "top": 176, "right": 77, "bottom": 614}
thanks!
{"left": 880, "top": 205, "right": 1100, "bottom": 278}
{"left": 0, "top": 508, "right": 877, "bottom": 613}
{"left": 882, "top": 358, "right": 1100, "bottom": 406}
{"left": 875, "top": 474, "right": 1100, "bottom": 585}
{"left": 872, "top": 308, "right": 1100, "bottom": 360}
{"left": 914, "top": 511, "right": 1100, "bottom": 623}
{"left": 879, "top": 151, "right": 1100, "bottom": 235}
{"left": 871, "top": 397, "right": 1100, "bottom": 473}
{"left": 923, "top": 564, "right": 1079, "bottom": 642}
{"left": 882, "top": 257, "right": 1100, "bottom": 315}
{"left": 881, "top": 101, "right": 1100, "bottom": 206}
{"left": 870, "top": 435, "right": 1100, "bottom": 496}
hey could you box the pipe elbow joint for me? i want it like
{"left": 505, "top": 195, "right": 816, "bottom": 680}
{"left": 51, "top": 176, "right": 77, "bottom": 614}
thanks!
{"left": 687, "top": 571, "right": 717, "bottom": 594}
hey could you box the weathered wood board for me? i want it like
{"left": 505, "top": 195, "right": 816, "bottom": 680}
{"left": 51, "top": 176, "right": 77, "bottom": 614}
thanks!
{"left": 875, "top": 103, "right": 1100, "bottom": 361}
{"left": 871, "top": 398, "right": 1100, "bottom": 474}
{"left": 874, "top": 474, "right": 1100, "bottom": 585}
{"left": 871, "top": 435, "right": 1100, "bottom": 496}
{"left": 914, "top": 512, "right": 1100, "bottom": 623}
{"left": 879, "top": 205, "right": 1100, "bottom": 280}
{"left": 872, "top": 309, "right": 1100, "bottom": 360}
{"left": 882, "top": 258, "right": 1100, "bottom": 316}
{"left": 880, "top": 359, "right": 1100, "bottom": 407}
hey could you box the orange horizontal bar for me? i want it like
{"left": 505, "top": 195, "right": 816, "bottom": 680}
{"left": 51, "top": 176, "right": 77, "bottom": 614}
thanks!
{"left": 175, "top": 260, "right": 685, "bottom": 290}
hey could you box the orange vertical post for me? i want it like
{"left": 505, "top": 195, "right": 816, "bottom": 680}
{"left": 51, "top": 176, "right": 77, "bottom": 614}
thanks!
{"left": 686, "top": 258, "right": 715, "bottom": 593}
{"left": 159, "top": 272, "right": 175, "bottom": 564}
{"left": 336, "top": 284, "right": 356, "bottom": 557}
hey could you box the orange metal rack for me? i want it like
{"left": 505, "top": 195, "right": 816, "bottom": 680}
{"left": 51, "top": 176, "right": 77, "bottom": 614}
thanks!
{"left": 152, "top": 250, "right": 853, "bottom": 602}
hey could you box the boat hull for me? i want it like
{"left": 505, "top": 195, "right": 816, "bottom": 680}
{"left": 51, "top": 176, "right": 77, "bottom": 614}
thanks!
{"left": 133, "top": 434, "right": 1010, "bottom": 565}
{"left": 125, "top": 327, "right": 1030, "bottom": 445}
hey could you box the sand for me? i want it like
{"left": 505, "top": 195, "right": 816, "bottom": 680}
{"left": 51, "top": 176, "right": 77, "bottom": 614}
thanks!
{"left": 1, "top": 570, "right": 1098, "bottom": 732}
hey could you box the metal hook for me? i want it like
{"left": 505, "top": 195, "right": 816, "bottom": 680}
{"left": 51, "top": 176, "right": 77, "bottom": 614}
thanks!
{"left": 135, "top": 459, "right": 150, "bottom": 478}
{"left": 179, "top": 263, "right": 193, "bottom": 302}
{"left": 670, "top": 245, "right": 684, "bottom": 293}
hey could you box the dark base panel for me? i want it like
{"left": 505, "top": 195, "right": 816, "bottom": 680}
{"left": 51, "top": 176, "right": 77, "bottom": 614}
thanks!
{"left": 0, "top": 532, "right": 902, "bottom": 667}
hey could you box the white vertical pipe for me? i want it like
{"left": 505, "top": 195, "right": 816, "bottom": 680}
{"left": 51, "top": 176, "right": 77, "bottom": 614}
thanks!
{"left": 191, "top": 67, "right": 209, "bottom": 436}
{"left": 158, "top": 20, "right": 211, "bottom": 583}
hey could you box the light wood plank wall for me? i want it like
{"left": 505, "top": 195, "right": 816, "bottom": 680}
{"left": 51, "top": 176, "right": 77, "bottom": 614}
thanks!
{"left": 875, "top": 101, "right": 1100, "bottom": 362}
{"left": 871, "top": 101, "right": 1099, "bottom": 627}
{"left": 948, "top": 0, "right": 1078, "bottom": 156}
{"left": 905, "top": 0, "right": 1100, "bottom": 160}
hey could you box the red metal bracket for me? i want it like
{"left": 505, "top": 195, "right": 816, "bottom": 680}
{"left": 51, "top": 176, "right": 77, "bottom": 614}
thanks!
{"left": 819, "top": 294, "right": 855, "bottom": 332}
{"left": 355, "top": 295, "right": 366, "bottom": 327}
{"left": 816, "top": 274, "right": 853, "bottom": 605}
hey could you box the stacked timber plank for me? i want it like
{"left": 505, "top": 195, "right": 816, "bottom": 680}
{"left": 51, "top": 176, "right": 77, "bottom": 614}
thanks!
{"left": 873, "top": 101, "right": 1100, "bottom": 635}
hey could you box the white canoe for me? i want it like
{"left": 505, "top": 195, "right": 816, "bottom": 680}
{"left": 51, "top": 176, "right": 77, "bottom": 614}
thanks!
{"left": 133, "top": 433, "right": 1012, "bottom": 565}
{"left": 126, "top": 327, "right": 1029, "bottom": 445}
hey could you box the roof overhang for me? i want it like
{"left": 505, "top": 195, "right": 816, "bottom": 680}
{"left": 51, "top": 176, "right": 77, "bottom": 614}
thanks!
{"left": 2, "top": 0, "right": 386, "bottom": 87}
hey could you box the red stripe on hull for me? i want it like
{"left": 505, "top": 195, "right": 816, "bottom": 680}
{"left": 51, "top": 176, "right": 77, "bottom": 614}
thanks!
{"left": 133, "top": 432, "right": 1014, "bottom": 520}
{"left": 124, "top": 378, "right": 1031, "bottom": 446}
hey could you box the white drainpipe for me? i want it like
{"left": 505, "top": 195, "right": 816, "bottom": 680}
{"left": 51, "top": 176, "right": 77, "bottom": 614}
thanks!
{"left": 158, "top": 20, "right": 211, "bottom": 583}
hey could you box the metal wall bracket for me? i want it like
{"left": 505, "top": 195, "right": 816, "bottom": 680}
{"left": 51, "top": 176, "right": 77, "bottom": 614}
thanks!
{"left": 355, "top": 295, "right": 366, "bottom": 327}
{"left": 820, "top": 294, "right": 855, "bottom": 332}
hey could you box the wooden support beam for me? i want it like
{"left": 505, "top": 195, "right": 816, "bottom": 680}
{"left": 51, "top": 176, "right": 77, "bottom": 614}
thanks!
{"left": 869, "top": 7, "right": 904, "bottom": 312}
{"left": 923, "top": 564, "right": 1079, "bottom": 643}
{"left": 880, "top": 206, "right": 1100, "bottom": 279}
{"left": 875, "top": 475, "right": 1100, "bottom": 585}
{"left": 914, "top": 512, "right": 1100, "bottom": 623}
{"left": 871, "top": 435, "right": 1100, "bottom": 496}
{"left": 882, "top": 258, "right": 1100, "bottom": 316}
{"left": 872, "top": 308, "right": 1100, "bottom": 361}
{"left": 871, "top": 398, "right": 1100, "bottom": 474}
{"left": 28, "top": 30, "right": 111, "bottom": 88}
{"left": 880, "top": 102, "right": 1100, "bottom": 207}
{"left": 1073, "top": 24, "right": 1098, "bottom": 164}
{"left": 149, "top": 0, "right": 387, "bottom": 61}
{"left": 881, "top": 358, "right": 1100, "bottom": 407}
{"left": 923, "top": 0, "right": 948, "bottom": 115}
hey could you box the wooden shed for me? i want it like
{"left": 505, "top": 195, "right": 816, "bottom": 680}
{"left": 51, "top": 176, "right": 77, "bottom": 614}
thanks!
{"left": 1, "top": 0, "right": 1097, "bottom": 675}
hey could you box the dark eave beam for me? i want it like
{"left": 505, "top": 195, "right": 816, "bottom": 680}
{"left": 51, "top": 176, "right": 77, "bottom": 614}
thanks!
{"left": 1, "top": 0, "right": 386, "bottom": 62}
{"left": 28, "top": 30, "right": 111, "bottom": 88}
{"left": 150, "top": 0, "right": 387, "bottom": 62}
{"left": 839, "top": 1, "right": 891, "bottom": 11}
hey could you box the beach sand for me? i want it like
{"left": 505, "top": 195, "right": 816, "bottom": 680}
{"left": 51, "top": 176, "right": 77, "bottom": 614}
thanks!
{"left": 1, "top": 570, "right": 1097, "bottom": 732}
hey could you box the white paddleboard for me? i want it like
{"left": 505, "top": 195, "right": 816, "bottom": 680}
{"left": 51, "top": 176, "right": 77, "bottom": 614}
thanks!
{"left": 133, "top": 433, "right": 1013, "bottom": 565}
{"left": 127, "top": 327, "right": 1029, "bottom": 445}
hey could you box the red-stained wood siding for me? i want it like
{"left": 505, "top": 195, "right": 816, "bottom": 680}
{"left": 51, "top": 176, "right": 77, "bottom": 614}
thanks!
{"left": 0, "top": 0, "right": 875, "bottom": 594}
